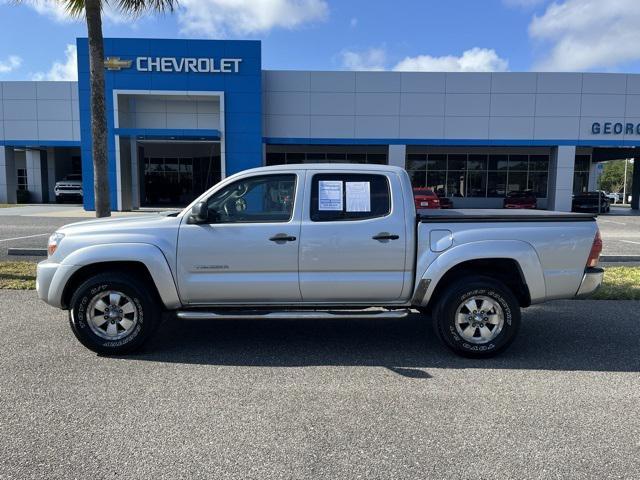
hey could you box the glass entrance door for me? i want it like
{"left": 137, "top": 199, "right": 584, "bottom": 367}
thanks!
{"left": 140, "top": 141, "right": 221, "bottom": 207}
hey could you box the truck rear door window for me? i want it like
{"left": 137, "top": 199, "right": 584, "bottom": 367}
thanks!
{"left": 310, "top": 173, "right": 390, "bottom": 222}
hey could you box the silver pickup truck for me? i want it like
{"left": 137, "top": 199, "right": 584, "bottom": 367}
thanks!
{"left": 37, "top": 164, "right": 603, "bottom": 358}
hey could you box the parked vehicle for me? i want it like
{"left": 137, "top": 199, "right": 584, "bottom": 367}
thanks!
{"left": 605, "top": 192, "right": 620, "bottom": 204}
{"left": 37, "top": 164, "right": 603, "bottom": 358}
{"left": 413, "top": 187, "right": 440, "bottom": 209}
{"left": 572, "top": 191, "right": 610, "bottom": 213}
{"left": 436, "top": 189, "right": 453, "bottom": 209}
{"left": 503, "top": 190, "right": 537, "bottom": 209}
{"left": 54, "top": 174, "right": 83, "bottom": 203}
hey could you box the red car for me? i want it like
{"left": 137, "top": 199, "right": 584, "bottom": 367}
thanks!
{"left": 435, "top": 189, "right": 453, "bottom": 209}
{"left": 503, "top": 190, "right": 537, "bottom": 209}
{"left": 413, "top": 188, "right": 440, "bottom": 209}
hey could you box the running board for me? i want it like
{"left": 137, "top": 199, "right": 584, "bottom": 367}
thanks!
{"left": 176, "top": 308, "right": 411, "bottom": 320}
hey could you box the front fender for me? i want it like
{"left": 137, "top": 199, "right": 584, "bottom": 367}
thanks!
{"left": 48, "top": 243, "right": 181, "bottom": 309}
{"left": 414, "top": 240, "right": 546, "bottom": 306}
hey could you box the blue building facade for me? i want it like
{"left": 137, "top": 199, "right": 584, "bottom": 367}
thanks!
{"left": 76, "top": 37, "right": 262, "bottom": 210}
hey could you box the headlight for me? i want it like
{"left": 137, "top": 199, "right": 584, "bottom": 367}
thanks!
{"left": 47, "top": 232, "right": 65, "bottom": 257}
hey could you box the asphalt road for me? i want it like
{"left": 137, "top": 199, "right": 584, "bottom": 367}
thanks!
{"left": 1, "top": 291, "right": 639, "bottom": 479}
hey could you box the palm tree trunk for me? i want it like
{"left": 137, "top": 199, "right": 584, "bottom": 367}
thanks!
{"left": 85, "top": 0, "right": 111, "bottom": 217}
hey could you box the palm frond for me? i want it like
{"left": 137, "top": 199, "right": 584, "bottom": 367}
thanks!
{"left": 114, "top": 0, "right": 178, "bottom": 17}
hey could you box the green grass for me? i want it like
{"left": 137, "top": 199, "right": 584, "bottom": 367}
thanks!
{"left": 0, "top": 204, "right": 20, "bottom": 208}
{"left": 0, "top": 262, "right": 638, "bottom": 300}
{"left": 0, "top": 262, "right": 37, "bottom": 290}
{"left": 590, "top": 266, "right": 640, "bottom": 300}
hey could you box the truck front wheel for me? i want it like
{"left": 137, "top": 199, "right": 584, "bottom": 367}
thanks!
{"left": 433, "top": 276, "right": 521, "bottom": 358}
{"left": 68, "top": 273, "right": 161, "bottom": 355}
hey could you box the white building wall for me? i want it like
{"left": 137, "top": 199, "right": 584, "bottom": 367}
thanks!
{"left": 0, "top": 147, "right": 16, "bottom": 203}
{"left": 262, "top": 71, "right": 640, "bottom": 144}
{"left": 25, "top": 149, "right": 45, "bottom": 202}
{"left": 387, "top": 144, "right": 406, "bottom": 168}
{"left": 0, "top": 81, "right": 78, "bottom": 142}
{"left": 116, "top": 94, "right": 221, "bottom": 130}
{"left": 548, "top": 146, "right": 576, "bottom": 212}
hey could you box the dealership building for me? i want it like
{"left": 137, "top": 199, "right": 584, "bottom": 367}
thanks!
{"left": 0, "top": 37, "right": 639, "bottom": 211}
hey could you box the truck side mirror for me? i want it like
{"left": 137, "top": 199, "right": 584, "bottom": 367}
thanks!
{"left": 189, "top": 201, "right": 209, "bottom": 224}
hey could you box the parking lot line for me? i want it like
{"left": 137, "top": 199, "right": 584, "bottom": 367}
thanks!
{"left": 600, "top": 219, "right": 627, "bottom": 226}
{"left": 0, "top": 233, "right": 49, "bottom": 243}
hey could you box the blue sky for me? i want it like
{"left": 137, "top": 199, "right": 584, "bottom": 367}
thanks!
{"left": 1, "top": 0, "right": 639, "bottom": 80}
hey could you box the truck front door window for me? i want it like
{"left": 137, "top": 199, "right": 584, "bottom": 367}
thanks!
{"left": 206, "top": 174, "right": 296, "bottom": 223}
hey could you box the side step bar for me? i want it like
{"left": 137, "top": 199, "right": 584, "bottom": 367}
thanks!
{"left": 176, "top": 308, "right": 411, "bottom": 320}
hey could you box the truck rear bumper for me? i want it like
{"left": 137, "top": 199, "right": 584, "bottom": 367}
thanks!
{"left": 575, "top": 267, "right": 604, "bottom": 298}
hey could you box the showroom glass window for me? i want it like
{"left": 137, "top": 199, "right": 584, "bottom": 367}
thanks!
{"left": 573, "top": 155, "right": 591, "bottom": 194}
{"left": 405, "top": 149, "right": 550, "bottom": 198}
{"left": 266, "top": 145, "right": 387, "bottom": 166}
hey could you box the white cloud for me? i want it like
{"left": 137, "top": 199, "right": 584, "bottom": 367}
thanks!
{"left": 18, "top": 0, "right": 130, "bottom": 24}
{"left": 529, "top": 0, "right": 640, "bottom": 71}
{"left": 340, "top": 47, "right": 386, "bottom": 71}
{"left": 393, "top": 48, "right": 509, "bottom": 72}
{"left": 21, "top": 0, "right": 69, "bottom": 22}
{"left": 32, "top": 44, "right": 77, "bottom": 81}
{"left": 177, "top": 0, "right": 328, "bottom": 37}
{"left": 0, "top": 55, "right": 22, "bottom": 74}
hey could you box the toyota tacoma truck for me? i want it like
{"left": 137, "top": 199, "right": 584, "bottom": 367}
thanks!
{"left": 36, "top": 164, "right": 604, "bottom": 358}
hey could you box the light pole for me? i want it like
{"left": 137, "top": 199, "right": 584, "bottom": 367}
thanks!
{"left": 623, "top": 158, "right": 629, "bottom": 204}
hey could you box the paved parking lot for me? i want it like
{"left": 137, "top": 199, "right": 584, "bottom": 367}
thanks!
{"left": 0, "top": 206, "right": 162, "bottom": 262}
{"left": 0, "top": 291, "right": 638, "bottom": 479}
{"left": 598, "top": 207, "right": 640, "bottom": 256}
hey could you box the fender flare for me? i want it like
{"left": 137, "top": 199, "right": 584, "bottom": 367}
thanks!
{"left": 49, "top": 243, "right": 181, "bottom": 309}
{"left": 415, "top": 240, "right": 546, "bottom": 306}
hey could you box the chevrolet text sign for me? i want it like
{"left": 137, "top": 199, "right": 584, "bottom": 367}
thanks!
{"left": 135, "top": 57, "right": 242, "bottom": 73}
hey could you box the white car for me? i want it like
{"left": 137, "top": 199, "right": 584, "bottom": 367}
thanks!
{"left": 54, "top": 174, "right": 83, "bottom": 203}
{"left": 604, "top": 192, "right": 620, "bottom": 203}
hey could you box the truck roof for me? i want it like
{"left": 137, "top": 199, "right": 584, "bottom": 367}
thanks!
{"left": 231, "top": 163, "right": 407, "bottom": 176}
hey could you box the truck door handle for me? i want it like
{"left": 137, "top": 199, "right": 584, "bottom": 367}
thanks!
{"left": 269, "top": 234, "right": 297, "bottom": 242}
{"left": 372, "top": 233, "right": 400, "bottom": 241}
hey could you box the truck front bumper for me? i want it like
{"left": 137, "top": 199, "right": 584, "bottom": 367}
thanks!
{"left": 36, "top": 260, "right": 79, "bottom": 309}
{"left": 575, "top": 267, "right": 604, "bottom": 298}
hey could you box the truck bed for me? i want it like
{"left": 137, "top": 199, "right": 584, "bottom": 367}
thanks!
{"left": 418, "top": 209, "right": 596, "bottom": 223}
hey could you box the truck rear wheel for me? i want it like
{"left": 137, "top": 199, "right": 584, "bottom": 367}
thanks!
{"left": 68, "top": 273, "right": 160, "bottom": 355}
{"left": 432, "top": 276, "right": 521, "bottom": 358}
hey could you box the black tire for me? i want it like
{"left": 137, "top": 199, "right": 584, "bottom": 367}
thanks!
{"left": 432, "top": 275, "right": 521, "bottom": 358}
{"left": 68, "top": 272, "right": 161, "bottom": 355}
{"left": 55, "top": 196, "right": 62, "bottom": 204}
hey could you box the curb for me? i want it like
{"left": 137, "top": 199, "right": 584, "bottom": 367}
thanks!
{"left": 600, "top": 255, "right": 640, "bottom": 263}
{"left": 7, "top": 248, "right": 47, "bottom": 257}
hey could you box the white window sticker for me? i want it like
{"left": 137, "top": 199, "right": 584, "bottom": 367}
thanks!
{"left": 318, "top": 180, "right": 343, "bottom": 211}
{"left": 346, "top": 181, "right": 371, "bottom": 212}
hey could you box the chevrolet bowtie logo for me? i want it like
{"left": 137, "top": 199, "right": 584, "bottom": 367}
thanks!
{"left": 104, "top": 57, "right": 132, "bottom": 71}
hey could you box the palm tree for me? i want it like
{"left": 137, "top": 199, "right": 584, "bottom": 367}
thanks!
{"left": 23, "top": 0, "right": 177, "bottom": 217}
